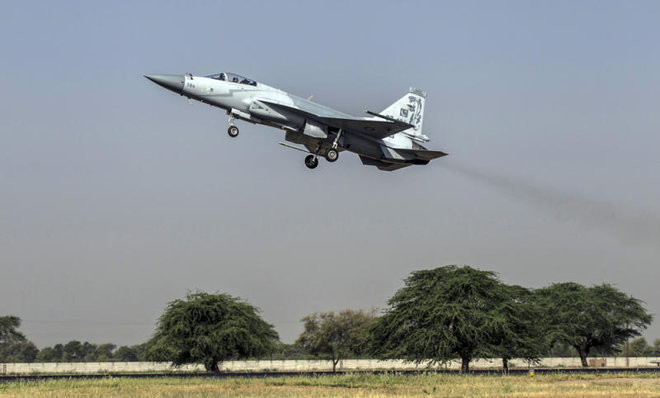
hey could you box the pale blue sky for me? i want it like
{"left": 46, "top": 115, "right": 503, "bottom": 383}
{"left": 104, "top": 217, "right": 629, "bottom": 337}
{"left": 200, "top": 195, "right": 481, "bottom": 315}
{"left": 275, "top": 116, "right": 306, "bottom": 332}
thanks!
{"left": 1, "top": 1, "right": 659, "bottom": 346}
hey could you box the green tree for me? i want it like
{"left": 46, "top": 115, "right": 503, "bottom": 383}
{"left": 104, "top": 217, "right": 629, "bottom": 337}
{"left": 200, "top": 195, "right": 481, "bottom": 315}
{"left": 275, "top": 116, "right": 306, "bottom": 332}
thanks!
{"left": 549, "top": 342, "right": 578, "bottom": 357}
{"left": 82, "top": 342, "right": 98, "bottom": 361}
{"left": 4, "top": 341, "right": 39, "bottom": 362}
{"left": 370, "top": 265, "right": 528, "bottom": 372}
{"left": 0, "top": 316, "right": 25, "bottom": 342}
{"left": 1, "top": 316, "right": 26, "bottom": 361}
{"left": 144, "top": 291, "right": 278, "bottom": 372}
{"left": 95, "top": 343, "right": 116, "bottom": 361}
{"left": 1, "top": 316, "right": 36, "bottom": 363}
{"left": 35, "top": 347, "right": 56, "bottom": 362}
{"left": 62, "top": 341, "right": 85, "bottom": 361}
{"left": 114, "top": 345, "right": 142, "bottom": 361}
{"left": 36, "top": 344, "right": 64, "bottom": 362}
{"left": 654, "top": 339, "right": 660, "bottom": 356}
{"left": 536, "top": 283, "right": 652, "bottom": 367}
{"left": 493, "top": 284, "right": 546, "bottom": 371}
{"left": 133, "top": 343, "right": 147, "bottom": 361}
{"left": 628, "top": 338, "right": 654, "bottom": 357}
{"left": 295, "top": 309, "right": 375, "bottom": 372}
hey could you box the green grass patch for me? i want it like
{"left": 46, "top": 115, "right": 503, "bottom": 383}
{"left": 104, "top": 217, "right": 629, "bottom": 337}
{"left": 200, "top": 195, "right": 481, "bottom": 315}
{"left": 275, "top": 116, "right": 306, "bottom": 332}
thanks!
{"left": 1, "top": 373, "right": 659, "bottom": 397}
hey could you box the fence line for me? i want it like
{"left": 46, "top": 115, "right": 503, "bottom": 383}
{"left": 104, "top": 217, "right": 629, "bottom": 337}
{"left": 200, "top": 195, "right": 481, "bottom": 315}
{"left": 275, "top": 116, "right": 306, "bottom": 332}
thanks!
{"left": 2, "top": 357, "right": 660, "bottom": 374}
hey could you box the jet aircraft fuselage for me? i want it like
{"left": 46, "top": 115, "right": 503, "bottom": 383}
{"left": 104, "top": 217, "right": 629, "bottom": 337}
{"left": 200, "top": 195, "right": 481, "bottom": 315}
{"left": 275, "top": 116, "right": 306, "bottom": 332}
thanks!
{"left": 145, "top": 72, "right": 447, "bottom": 171}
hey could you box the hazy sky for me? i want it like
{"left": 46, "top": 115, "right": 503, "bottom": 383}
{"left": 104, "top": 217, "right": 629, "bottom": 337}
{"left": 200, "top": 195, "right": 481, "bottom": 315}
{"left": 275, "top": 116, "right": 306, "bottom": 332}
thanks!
{"left": 2, "top": 1, "right": 659, "bottom": 347}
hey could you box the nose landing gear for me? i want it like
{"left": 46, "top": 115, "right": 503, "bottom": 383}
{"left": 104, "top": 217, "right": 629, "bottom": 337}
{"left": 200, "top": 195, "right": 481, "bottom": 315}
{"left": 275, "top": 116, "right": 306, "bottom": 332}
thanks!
{"left": 227, "top": 114, "right": 239, "bottom": 137}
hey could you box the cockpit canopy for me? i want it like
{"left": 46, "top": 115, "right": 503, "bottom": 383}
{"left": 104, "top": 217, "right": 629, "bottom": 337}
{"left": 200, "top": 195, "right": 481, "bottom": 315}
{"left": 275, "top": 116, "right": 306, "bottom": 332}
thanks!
{"left": 205, "top": 72, "right": 257, "bottom": 86}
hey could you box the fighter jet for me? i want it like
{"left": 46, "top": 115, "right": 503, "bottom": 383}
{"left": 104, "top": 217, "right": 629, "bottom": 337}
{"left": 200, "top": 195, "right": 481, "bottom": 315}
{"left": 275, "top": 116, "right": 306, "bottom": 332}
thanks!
{"left": 144, "top": 72, "right": 447, "bottom": 171}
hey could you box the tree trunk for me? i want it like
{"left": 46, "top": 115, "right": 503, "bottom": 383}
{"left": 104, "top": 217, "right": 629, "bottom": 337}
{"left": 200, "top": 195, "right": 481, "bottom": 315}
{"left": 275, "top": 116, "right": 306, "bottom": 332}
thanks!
{"left": 502, "top": 358, "right": 509, "bottom": 373}
{"left": 575, "top": 345, "right": 589, "bottom": 367}
{"left": 204, "top": 359, "right": 220, "bottom": 373}
{"left": 579, "top": 352, "right": 588, "bottom": 367}
{"left": 332, "top": 358, "right": 339, "bottom": 373}
{"left": 461, "top": 356, "right": 470, "bottom": 373}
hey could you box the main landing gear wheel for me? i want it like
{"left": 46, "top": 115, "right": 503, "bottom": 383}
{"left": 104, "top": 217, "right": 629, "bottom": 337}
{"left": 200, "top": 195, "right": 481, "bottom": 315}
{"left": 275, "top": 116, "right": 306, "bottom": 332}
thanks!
{"left": 304, "top": 154, "right": 318, "bottom": 169}
{"left": 227, "top": 125, "right": 239, "bottom": 137}
{"left": 325, "top": 148, "right": 338, "bottom": 162}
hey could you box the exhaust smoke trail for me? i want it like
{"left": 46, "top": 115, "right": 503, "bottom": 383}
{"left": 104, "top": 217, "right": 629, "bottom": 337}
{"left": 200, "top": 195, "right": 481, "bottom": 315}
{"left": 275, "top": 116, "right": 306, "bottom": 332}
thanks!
{"left": 445, "top": 162, "right": 660, "bottom": 246}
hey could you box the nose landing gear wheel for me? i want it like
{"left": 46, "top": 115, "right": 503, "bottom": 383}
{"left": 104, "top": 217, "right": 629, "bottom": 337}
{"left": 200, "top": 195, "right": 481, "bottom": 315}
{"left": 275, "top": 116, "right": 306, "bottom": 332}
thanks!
{"left": 228, "top": 125, "right": 239, "bottom": 137}
{"left": 325, "top": 148, "right": 338, "bottom": 162}
{"left": 304, "top": 154, "right": 318, "bottom": 169}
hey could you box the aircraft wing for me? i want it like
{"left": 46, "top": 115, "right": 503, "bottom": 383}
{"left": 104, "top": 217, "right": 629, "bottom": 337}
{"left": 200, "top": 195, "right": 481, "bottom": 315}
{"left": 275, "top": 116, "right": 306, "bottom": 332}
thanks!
{"left": 261, "top": 100, "right": 412, "bottom": 139}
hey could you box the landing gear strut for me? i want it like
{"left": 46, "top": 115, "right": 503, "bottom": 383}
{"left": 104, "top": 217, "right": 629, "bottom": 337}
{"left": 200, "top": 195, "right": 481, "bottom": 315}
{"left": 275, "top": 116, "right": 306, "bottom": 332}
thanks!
{"left": 304, "top": 154, "right": 318, "bottom": 169}
{"left": 305, "top": 143, "right": 322, "bottom": 170}
{"left": 325, "top": 129, "right": 342, "bottom": 162}
{"left": 227, "top": 115, "right": 239, "bottom": 137}
{"left": 325, "top": 148, "right": 338, "bottom": 162}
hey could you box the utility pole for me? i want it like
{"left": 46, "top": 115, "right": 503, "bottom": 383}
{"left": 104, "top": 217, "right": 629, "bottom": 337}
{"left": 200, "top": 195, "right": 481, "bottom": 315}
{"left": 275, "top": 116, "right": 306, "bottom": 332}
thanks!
{"left": 625, "top": 321, "right": 630, "bottom": 368}
{"left": 1, "top": 335, "right": 5, "bottom": 375}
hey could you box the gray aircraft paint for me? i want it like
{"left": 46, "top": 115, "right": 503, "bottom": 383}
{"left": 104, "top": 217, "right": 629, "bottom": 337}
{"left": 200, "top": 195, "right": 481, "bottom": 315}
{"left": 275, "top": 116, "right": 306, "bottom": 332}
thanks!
{"left": 145, "top": 73, "right": 447, "bottom": 171}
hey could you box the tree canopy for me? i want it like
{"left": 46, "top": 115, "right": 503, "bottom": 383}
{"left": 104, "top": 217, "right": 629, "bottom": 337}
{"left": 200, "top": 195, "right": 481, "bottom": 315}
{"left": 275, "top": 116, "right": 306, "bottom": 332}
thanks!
{"left": 144, "top": 291, "right": 279, "bottom": 372}
{"left": 1, "top": 315, "right": 39, "bottom": 363}
{"left": 370, "top": 265, "right": 540, "bottom": 372}
{"left": 0, "top": 316, "right": 25, "bottom": 346}
{"left": 536, "top": 282, "right": 653, "bottom": 366}
{"left": 295, "top": 309, "right": 375, "bottom": 372}
{"left": 626, "top": 337, "right": 655, "bottom": 357}
{"left": 2, "top": 268, "right": 657, "bottom": 369}
{"left": 491, "top": 284, "right": 546, "bottom": 370}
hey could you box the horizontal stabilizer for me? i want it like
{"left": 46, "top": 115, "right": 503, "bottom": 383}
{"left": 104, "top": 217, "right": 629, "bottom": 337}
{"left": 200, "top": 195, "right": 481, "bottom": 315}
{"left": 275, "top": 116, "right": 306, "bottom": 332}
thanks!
{"left": 359, "top": 155, "right": 413, "bottom": 171}
{"left": 365, "top": 110, "right": 415, "bottom": 129}
{"left": 397, "top": 148, "right": 448, "bottom": 160}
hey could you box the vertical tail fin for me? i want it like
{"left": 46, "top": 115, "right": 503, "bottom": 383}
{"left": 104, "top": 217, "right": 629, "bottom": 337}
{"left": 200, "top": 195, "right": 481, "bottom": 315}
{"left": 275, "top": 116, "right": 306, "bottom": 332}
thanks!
{"left": 380, "top": 87, "right": 429, "bottom": 142}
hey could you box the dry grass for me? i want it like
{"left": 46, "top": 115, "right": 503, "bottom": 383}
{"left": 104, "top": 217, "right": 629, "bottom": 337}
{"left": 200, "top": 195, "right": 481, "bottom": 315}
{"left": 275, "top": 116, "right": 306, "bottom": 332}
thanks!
{"left": 1, "top": 373, "right": 660, "bottom": 397}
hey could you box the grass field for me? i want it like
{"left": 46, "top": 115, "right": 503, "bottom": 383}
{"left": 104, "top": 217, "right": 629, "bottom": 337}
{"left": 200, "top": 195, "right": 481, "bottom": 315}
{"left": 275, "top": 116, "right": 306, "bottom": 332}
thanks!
{"left": 2, "top": 373, "right": 660, "bottom": 397}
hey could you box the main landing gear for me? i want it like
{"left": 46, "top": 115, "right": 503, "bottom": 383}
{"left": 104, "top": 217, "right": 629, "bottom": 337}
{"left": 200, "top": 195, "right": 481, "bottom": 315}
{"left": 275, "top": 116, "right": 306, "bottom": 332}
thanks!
{"left": 325, "top": 148, "right": 338, "bottom": 162}
{"left": 304, "top": 148, "right": 337, "bottom": 169}
{"left": 227, "top": 114, "right": 239, "bottom": 137}
{"left": 325, "top": 129, "right": 341, "bottom": 163}
{"left": 304, "top": 154, "right": 318, "bottom": 169}
{"left": 304, "top": 130, "right": 342, "bottom": 169}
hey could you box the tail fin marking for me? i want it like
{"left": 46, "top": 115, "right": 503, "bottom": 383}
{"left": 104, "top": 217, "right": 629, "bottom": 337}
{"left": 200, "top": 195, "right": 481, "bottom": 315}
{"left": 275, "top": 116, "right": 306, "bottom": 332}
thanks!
{"left": 379, "top": 87, "right": 429, "bottom": 142}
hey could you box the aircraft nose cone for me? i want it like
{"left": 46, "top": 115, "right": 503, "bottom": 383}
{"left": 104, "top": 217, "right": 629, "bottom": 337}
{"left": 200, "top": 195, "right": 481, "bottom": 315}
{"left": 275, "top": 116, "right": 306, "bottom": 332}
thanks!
{"left": 144, "top": 74, "right": 184, "bottom": 94}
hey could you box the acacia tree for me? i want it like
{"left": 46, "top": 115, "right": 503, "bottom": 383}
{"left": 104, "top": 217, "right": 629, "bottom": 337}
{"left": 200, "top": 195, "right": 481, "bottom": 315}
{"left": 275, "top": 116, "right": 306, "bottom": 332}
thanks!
{"left": 492, "top": 284, "right": 546, "bottom": 371}
{"left": 536, "top": 282, "right": 652, "bottom": 367}
{"left": 370, "top": 265, "right": 528, "bottom": 373}
{"left": 145, "top": 292, "right": 278, "bottom": 372}
{"left": 0, "top": 316, "right": 39, "bottom": 363}
{"left": 0, "top": 316, "right": 25, "bottom": 345}
{"left": 295, "top": 309, "right": 375, "bottom": 372}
